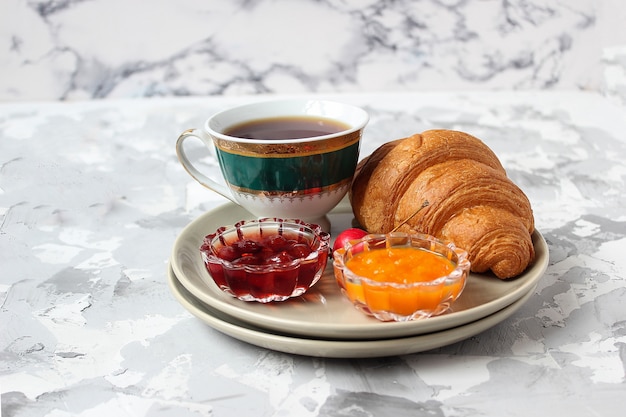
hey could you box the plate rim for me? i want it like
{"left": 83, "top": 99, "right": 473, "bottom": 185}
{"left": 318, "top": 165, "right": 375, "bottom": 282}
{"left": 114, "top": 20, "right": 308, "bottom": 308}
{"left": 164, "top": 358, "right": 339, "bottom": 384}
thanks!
{"left": 168, "top": 265, "right": 536, "bottom": 358}
{"left": 170, "top": 201, "right": 548, "bottom": 340}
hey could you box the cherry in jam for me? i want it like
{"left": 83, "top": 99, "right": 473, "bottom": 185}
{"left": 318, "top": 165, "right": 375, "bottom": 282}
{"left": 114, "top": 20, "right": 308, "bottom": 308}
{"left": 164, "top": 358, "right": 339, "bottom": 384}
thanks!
{"left": 217, "top": 236, "right": 313, "bottom": 266}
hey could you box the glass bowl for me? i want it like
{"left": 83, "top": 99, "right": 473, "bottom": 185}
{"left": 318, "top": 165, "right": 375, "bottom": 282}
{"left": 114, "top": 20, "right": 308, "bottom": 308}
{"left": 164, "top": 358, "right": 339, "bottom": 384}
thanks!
{"left": 200, "top": 218, "right": 330, "bottom": 303}
{"left": 332, "top": 232, "right": 470, "bottom": 321}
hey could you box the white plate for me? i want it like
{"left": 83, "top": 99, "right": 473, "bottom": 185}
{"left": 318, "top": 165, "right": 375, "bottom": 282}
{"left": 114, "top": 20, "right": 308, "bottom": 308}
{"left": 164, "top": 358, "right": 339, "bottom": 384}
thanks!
{"left": 168, "top": 265, "right": 536, "bottom": 358}
{"left": 170, "top": 199, "right": 548, "bottom": 340}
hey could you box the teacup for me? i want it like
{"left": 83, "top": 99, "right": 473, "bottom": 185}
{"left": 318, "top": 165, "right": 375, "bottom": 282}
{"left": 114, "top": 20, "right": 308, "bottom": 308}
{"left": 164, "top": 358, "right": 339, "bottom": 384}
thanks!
{"left": 176, "top": 99, "right": 369, "bottom": 223}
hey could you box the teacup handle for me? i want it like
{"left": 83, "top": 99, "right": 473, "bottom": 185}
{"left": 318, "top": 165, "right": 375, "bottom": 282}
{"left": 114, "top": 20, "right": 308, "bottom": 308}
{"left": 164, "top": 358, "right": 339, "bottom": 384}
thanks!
{"left": 175, "top": 129, "right": 235, "bottom": 202}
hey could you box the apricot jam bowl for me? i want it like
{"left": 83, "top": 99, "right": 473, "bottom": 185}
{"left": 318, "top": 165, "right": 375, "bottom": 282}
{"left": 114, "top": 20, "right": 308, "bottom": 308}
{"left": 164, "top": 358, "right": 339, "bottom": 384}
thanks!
{"left": 200, "top": 218, "right": 331, "bottom": 303}
{"left": 332, "top": 232, "right": 471, "bottom": 322}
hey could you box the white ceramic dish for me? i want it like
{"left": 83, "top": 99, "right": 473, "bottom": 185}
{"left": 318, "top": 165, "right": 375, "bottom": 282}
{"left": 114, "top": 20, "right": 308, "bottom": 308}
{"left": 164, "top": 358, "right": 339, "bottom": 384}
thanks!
{"left": 168, "top": 265, "right": 536, "bottom": 358}
{"left": 170, "top": 199, "right": 548, "bottom": 340}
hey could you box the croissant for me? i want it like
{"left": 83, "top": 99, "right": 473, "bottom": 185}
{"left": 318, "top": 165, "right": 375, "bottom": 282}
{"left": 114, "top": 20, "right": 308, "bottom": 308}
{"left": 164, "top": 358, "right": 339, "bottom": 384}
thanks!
{"left": 349, "top": 129, "right": 535, "bottom": 279}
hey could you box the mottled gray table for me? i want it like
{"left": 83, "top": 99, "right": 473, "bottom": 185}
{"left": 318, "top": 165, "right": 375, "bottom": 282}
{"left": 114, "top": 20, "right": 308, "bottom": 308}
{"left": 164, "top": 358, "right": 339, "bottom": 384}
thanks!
{"left": 2, "top": 92, "right": 625, "bottom": 416}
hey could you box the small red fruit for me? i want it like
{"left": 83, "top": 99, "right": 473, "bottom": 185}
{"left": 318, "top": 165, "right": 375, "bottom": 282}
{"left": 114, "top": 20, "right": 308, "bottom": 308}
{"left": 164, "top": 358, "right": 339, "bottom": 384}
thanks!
{"left": 333, "top": 228, "right": 368, "bottom": 254}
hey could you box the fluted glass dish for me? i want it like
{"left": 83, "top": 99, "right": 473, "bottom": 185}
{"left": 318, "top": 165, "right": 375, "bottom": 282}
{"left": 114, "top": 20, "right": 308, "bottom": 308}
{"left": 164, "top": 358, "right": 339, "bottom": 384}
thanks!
{"left": 201, "top": 218, "right": 330, "bottom": 303}
{"left": 333, "top": 233, "right": 470, "bottom": 322}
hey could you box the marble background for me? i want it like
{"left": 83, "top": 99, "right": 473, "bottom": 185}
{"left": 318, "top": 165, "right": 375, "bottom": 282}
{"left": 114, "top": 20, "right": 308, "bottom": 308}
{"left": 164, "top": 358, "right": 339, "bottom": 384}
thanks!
{"left": 2, "top": 0, "right": 626, "bottom": 102}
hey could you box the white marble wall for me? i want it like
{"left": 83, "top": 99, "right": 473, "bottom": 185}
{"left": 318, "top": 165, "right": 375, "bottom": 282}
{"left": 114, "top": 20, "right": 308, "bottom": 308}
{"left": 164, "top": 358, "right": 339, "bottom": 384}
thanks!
{"left": 2, "top": 0, "right": 626, "bottom": 102}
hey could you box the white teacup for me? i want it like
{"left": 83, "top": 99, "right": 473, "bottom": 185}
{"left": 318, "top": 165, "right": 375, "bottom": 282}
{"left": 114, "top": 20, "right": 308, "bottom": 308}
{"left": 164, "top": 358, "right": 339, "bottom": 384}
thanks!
{"left": 176, "top": 99, "right": 369, "bottom": 223}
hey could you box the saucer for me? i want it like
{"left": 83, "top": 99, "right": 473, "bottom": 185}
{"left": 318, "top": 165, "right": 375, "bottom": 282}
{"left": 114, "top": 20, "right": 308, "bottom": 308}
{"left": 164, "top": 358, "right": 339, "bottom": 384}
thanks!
{"left": 168, "top": 265, "right": 536, "bottom": 358}
{"left": 170, "top": 199, "right": 548, "bottom": 340}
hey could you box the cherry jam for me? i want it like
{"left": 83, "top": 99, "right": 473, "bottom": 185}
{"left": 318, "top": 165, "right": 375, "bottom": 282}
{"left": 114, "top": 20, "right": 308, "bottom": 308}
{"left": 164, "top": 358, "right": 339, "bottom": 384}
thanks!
{"left": 200, "top": 219, "right": 330, "bottom": 303}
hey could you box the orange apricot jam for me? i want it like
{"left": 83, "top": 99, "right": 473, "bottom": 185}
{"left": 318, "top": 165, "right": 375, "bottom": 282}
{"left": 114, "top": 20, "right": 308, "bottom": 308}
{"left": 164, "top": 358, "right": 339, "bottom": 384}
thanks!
{"left": 343, "top": 247, "right": 463, "bottom": 318}
{"left": 346, "top": 247, "right": 455, "bottom": 283}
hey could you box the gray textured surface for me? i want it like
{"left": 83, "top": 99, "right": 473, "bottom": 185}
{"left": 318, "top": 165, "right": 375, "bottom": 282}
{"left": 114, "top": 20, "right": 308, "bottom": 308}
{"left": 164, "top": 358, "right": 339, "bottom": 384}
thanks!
{"left": 1, "top": 91, "right": 625, "bottom": 416}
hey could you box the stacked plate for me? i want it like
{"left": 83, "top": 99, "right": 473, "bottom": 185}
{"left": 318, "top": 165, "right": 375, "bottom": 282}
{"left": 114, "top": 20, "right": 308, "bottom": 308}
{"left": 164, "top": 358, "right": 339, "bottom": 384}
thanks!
{"left": 168, "top": 200, "right": 549, "bottom": 358}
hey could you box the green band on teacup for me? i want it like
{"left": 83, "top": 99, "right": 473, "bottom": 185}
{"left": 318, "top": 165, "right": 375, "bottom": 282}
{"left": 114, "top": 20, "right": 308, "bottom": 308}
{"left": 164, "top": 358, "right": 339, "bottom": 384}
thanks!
{"left": 216, "top": 140, "right": 360, "bottom": 192}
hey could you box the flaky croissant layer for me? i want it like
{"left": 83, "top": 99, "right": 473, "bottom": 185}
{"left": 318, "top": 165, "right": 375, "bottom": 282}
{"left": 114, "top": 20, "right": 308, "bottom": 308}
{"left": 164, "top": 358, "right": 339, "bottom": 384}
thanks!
{"left": 349, "top": 129, "right": 535, "bottom": 279}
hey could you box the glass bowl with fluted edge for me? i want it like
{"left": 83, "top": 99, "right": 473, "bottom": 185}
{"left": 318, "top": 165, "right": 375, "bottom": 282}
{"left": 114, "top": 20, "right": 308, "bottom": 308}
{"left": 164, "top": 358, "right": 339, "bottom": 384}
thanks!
{"left": 200, "top": 218, "right": 331, "bottom": 303}
{"left": 332, "top": 232, "right": 470, "bottom": 321}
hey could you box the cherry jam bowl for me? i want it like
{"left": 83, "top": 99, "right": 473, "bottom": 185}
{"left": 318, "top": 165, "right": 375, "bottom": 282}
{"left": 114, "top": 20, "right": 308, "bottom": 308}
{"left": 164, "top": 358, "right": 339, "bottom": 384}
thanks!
{"left": 333, "top": 233, "right": 470, "bottom": 322}
{"left": 200, "top": 218, "right": 331, "bottom": 303}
